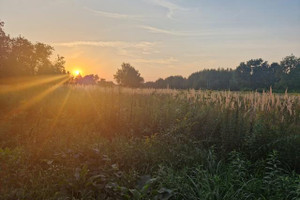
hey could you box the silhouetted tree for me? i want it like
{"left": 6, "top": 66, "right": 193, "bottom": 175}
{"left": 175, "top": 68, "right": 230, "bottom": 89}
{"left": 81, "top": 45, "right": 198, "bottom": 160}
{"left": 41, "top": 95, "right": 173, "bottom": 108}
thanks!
{"left": 277, "top": 56, "right": 300, "bottom": 91}
{"left": 34, "top": 42, "right": 54, "bottom": 74}
{"left": 235, "top": 59, "right": 274, "bottom": 90}
{"left": 0, "top": 21, "right": 10, "bottom": 75}
{"left": 75, "top": 74, "right": 99, "bottom": 85}
{"left": 2, "top": 20, "right": 299, "bottom": 91}
{"left": 53, "top": 55, "right": 66, "bottom": 74}
{"left": 280, "top": 54, "right": 300, "bottom": 74}
{"left": 98, "top": 78, "right": 115, "bottom": 87}
{"left": 164, "top": 76, "right": 187, "bottom": 89}
{"left": 9, "top": 37, "right": 35, "bottom": 76}
{"left": 188, "top": 69, "right": 233, "bottom": 90}
{"left": 0, "top": 20, "right": 67, "bottom": 77}
{"left": 144, "top": 55, "right": 300, "bottom": 92}
{"left": 114, "top": 63, "right": 144, "bottom": 87}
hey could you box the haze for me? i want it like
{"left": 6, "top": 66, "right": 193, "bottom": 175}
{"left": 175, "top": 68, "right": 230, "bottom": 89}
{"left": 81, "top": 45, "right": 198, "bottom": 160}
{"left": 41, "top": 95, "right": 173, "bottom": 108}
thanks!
{"left": 1, "top": 0, "right": 299, "bottom": 81}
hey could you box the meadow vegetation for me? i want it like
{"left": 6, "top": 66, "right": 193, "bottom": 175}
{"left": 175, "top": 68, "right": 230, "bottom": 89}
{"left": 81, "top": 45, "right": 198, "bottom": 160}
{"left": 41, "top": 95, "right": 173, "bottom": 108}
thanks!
{"left": 0, "top": 78, "right": 299, "bottom": 199}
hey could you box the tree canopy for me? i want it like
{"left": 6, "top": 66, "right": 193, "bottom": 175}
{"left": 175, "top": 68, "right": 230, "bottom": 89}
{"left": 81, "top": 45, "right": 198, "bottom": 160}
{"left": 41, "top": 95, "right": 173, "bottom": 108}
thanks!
{"left": 0, "top": 21, "right": 66, "bottom": 77}
{"left": 114, "top": 63, "right": 144, "bottom": 87}
{"left": 144, "top": 55, "right": 300, "bottom": 92}
{"left": 1, "top": 20, "right": 299, "bottom": 92}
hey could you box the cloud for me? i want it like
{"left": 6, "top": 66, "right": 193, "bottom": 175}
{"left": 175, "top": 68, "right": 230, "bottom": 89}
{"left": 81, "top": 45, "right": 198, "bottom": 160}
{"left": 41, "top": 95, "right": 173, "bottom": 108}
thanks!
{"left": 53, "top": 41, "right": 154, "bottom": 49}
{"left": 148, "top": 0, "right": 187, "bottom": 19}
{"left": 133, "top": 57, "right": 178, "bottom": 64}
{"left": 141, "top": 25, "right": 183, "bottom": 36}
{"left": 140, "top": 25, "right": 268, "bottom": 39}
{"left": 140, "top": 25, "right": 198, "bottom": 36}
{"left": 52, "top": 41, "right": 157, "bottom": 57}
{"left": 85, "top": 7, "right": 143, "bottom": 20}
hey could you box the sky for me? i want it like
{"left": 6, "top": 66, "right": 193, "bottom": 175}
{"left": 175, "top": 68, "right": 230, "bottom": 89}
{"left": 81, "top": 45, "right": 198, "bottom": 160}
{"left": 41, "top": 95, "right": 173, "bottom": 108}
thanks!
{"left": 0, "top": 0, "right": 300, "bottom": 81}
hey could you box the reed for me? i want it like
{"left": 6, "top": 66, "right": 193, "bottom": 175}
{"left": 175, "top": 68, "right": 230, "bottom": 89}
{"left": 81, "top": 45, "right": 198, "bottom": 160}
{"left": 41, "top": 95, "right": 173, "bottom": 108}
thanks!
{"left": 0, "top": 83, "right": 299, "bottom": 199}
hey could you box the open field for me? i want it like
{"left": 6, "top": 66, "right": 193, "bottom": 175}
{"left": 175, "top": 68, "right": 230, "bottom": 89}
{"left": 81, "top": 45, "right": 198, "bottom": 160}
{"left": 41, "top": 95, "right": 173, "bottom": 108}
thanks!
{"left": 0, "top": 78, "right": 299, "bottom": 200}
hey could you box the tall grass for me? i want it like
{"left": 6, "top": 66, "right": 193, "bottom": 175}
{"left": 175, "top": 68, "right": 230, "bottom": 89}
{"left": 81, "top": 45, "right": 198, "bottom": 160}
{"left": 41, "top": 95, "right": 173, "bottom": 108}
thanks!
{"left": 0, "top": 82, "right": 299, "bottom": 199}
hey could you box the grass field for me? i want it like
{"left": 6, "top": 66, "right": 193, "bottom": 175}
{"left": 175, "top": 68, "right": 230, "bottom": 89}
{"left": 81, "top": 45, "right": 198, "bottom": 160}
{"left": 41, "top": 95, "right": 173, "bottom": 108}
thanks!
{"left": 0, "top": 77, "right": 299, "bottom": 200}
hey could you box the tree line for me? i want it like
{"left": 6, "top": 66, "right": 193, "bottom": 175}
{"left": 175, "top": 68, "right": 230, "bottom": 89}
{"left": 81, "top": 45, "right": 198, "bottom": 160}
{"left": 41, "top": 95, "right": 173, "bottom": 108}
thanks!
{"left": 143, "top": 56, "right": 300, "bottom": 92}
{"left": 114, "top": 56, "right": 300, "bottom": 92}
{"left": 0, "top": 21, "right": 67, "bottom": 77}
{"left": 70, "top": 73, "right": 114, "bottom": 87}
{"left": 1, "top": 20, "right": 299, "bottom": 92}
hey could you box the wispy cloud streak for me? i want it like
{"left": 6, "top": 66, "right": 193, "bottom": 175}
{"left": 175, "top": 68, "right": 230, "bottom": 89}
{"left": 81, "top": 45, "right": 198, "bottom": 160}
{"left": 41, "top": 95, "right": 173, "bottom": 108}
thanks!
{"left": 85, "top": 7, "right": 143, "bottom": 20}
{"left": 148, "top": 0, "right": 187, "bottom": 19}
{"left": 52, "top": 41, "right": 157, "bottom": 56}
{"left": 140, "top": 25, "right": 192, "bottom": 36}
{"left": 140, "top": 25, "right": 266, "bottom": 38}
{"left": 140, "top": 25, "right": 211, "bottom": 36}
{"left": 53, "top": 41, "right": 155, "bottom": 49}
{"left": 133, "top": 57, "right": 177, "bottom": 64}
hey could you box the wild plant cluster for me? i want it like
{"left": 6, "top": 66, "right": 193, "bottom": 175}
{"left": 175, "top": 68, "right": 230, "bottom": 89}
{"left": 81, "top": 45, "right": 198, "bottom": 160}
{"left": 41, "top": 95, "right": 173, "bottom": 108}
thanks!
{"left": 0, "top": 84, "right": 299, "bottom": 199}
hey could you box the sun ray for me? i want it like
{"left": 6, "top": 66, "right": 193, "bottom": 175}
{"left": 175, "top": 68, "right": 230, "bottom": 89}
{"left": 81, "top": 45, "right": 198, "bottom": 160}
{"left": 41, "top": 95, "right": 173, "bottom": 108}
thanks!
{"left": 48, "top": 87, "right": 72, "bottom": 132}
{"left": 84, "top": 87, "right": 101, "bottom": 118}
{"left": 5, "top": 76, "right": 70, "bottom": 118}
{"left": 0, "top": 75, "right": 68, "bottom": 94}
{"left": 28, "top": 86, "right": 72, "bottom": 153}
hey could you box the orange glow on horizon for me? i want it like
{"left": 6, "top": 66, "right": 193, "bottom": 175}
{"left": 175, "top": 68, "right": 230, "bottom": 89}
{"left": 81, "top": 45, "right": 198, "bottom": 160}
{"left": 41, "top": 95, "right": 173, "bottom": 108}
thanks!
{"left": 65, "top": 58, "right": 113, "bottom": 81}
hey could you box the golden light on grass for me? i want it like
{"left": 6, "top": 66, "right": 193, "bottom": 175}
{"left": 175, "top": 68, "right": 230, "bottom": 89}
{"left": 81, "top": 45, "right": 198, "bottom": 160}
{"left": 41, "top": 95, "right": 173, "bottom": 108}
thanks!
{"left": 4, "top": 75, "right": 70, "bottom": 118}
{"left": 1, "top": 84, "right": 299, "bottom": 199}
{"left": 48, "top": 87, "right": 72, "bottom": 132}
{"left": 0, "top": 75, "right": 68, "bottom": 94}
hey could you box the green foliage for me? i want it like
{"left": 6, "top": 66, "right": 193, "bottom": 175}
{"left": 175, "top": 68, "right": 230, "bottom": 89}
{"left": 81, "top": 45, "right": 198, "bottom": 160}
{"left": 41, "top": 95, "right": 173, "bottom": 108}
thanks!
{"left": 157, "top": 150, "right": 299, "bottom": 200}
{"left": 0, "top": 85, "right": 299, "bottom": 199}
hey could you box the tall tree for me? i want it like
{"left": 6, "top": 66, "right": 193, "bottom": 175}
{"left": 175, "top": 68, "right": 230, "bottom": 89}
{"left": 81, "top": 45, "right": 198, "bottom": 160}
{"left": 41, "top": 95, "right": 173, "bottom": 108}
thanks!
{"left": 114, "top": 63, "right": 144, "bottom": 87}
{"left": 34, "top": 42, "right": 54, "bottom": 74}
{"left": 280, "top": 54, "right": 300, "bottom": 74}
{"left": 0, "top": 21, "right": 10, "bottom": 77}
{"left": 277, "top": 55, "right": 300, "bottom": 91}
{"left": 0, "top": 20, "right": 67, "bottom": 77}
{"left": 9, "top": 36, "right": 35, "bottom": 76}
{"left": 53, "top": 55, "right": 66, "bottom": 74}
{"left": 235, "top": 59, "right": 272, "bottom": 90}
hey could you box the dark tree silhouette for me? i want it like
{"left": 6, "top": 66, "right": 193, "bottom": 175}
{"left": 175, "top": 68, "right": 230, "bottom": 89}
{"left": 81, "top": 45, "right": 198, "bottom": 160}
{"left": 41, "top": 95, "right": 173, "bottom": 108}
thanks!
{"left": 188, "top": 69, "right": 233, "bottom": 90}
{"left": 0, "top": 21, "right": 10, "bottom": 74}
{"left": 76, "top": 74, "right": 99, "bottom": 85}
{"left": 144, "top": 55, "right": 300, "bottom": 92}
{"left": 114, "top": 63, "right": 144, "bottom": 87}
{"left": 0, "top": 20, "right": 67, "bottom": 77}
{"left": 277, "top": 56, "right": 300, "bottom": 91}
{"left": 235, "top": 59, "right": 272, "bottom": 90}
{"left": 1, "top": 20, "right": 299, "bottom": 91}
{"left": 280, "top": 54, "right": 300, "bottom": 74}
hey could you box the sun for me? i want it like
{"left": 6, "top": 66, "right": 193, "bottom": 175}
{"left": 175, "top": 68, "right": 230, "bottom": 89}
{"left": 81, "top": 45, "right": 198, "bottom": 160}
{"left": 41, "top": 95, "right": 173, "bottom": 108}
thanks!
{"left": 73, "top": 70, "right": 81, "bottom": 76}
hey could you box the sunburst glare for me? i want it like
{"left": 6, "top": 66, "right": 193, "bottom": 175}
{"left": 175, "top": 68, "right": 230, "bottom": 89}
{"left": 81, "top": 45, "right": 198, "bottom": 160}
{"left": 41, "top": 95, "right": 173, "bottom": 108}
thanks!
{"left": 73, "top": 70, "right": 81, "bottom": 76}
